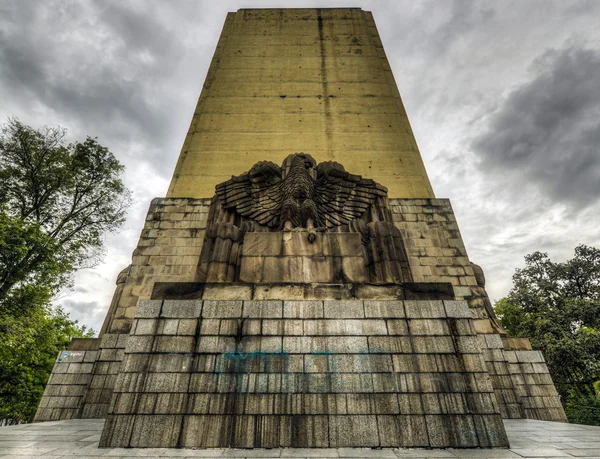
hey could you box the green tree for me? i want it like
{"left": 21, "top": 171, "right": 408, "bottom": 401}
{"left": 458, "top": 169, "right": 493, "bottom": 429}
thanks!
{"left": 0, "top": 118, "right": 132, "bottom": 305}
{"left": 495, "top": 245, "right": 600, "bottom": 424}
{"left": 0, "top": 306, "right": 93, "bottom": 424}
{"left": 0, "top": 118, "right": 131, "bottom": 422}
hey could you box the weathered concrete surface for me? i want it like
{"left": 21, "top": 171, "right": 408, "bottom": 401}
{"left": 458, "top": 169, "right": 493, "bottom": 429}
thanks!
{"left": 2, "top": 419, "right": 600, "bottom": 457}
{"left": 167, "top": 8, "right": 435, "bottom": 199}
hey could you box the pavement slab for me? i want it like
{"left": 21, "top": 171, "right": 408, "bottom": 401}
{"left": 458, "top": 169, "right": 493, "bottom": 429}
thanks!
{"left": 0, "top": 419, "right": 599, "bottom": 458}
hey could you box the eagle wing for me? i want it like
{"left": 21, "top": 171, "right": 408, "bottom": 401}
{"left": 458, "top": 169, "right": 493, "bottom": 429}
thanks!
{"left": 215, "top": 161, "right": 284, "bottom": 228}
{"left": 313, "top": 161, "right": 387, "bottom": 228}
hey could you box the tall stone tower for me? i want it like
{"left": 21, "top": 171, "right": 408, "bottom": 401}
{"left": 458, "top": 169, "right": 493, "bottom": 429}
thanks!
{"left": 35, "top": 8, "right": 567, "bottom": 449}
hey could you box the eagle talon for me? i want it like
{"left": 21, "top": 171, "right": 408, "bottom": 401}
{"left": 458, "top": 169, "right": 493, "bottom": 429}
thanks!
{"left": 307, "top": 230, "right": 317, "bottom": 243}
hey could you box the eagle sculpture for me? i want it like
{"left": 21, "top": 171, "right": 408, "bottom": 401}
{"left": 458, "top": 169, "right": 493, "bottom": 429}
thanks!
{"left": 215, "top": 153, "right": 387, "bottom": 242}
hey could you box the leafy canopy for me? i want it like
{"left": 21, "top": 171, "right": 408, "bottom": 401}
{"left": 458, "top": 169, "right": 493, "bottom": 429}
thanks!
{"left": 0, "top": 118, "right": 132, "bottom": 306}
{"left": 495, "top": 245, "right": 600, "bottom": 402}
{"left": 0, "top": 118, "right": 131, "bottom": 422}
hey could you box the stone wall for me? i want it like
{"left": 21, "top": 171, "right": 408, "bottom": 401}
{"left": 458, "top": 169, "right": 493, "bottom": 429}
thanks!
{"left": 78, "top": 198, "right": 211, "bottom": 419}
{"left": 505, "top": 346, "right": 567, "bottom": 422}
{"left": 36, "top": 196, "right": 567, "bottom": 427}
{"left": 240, "top": 232, "right": 368, "bottom": 284}
{"left": 99, "top": 298, "right": 508, "bottom": 448}
{"left": 34, "top": 339, "right": 99, "bottom": 422}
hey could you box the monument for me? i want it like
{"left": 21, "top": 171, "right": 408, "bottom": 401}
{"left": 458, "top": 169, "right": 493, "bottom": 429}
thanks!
{"left": 34, "top": 8, "right": 567, "bottom": 448}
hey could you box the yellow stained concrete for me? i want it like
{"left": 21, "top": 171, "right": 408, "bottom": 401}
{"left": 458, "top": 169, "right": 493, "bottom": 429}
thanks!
{"left": 168, "top": 8, "right": 435, "bottom": 199}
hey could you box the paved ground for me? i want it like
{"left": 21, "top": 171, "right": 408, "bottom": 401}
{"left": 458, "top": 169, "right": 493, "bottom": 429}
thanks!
{"left": 0, "top": 419, "right": 599, "bottom": 458}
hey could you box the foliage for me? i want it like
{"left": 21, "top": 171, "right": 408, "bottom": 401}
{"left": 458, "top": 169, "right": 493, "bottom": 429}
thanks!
{"left": 0, "top": 118, "right": 130, "bottom": 422}
{"left": 495, "top": 244, "right": 600, "bottom": 425}
{"left": 0, "top": 118, "right": 132, "bottom": 306}
{"left": 0, "top": 305, "right": 93, "bottom": 423}
{"left": 565, "top": 393, "right": 600, "bottom": 426}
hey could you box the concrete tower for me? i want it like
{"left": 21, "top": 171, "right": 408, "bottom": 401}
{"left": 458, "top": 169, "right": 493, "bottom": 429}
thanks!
{"left": 35, "top": 8, "right": 566, "bottom": 449}
{"left": 168, "top": 8, "right": 434, "bottom": 198}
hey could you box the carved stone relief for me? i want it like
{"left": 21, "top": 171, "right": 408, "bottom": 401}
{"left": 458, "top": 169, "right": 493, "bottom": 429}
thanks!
{"left": 197, "top": 153, "right": 412, "bottom": 284}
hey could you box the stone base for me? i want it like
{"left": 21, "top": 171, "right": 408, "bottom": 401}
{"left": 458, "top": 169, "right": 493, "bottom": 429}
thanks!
{"left": 98, "top": 299, "right": 508, "bottom": 448}
{"left": 34, "top": 338, "right": 99, "bottom": 422}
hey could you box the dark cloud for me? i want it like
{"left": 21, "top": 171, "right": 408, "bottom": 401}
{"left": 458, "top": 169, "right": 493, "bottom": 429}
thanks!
{"left": 0, "top": 0, "right": 213, "bottom": 175}
{"left": 1, "top": 0, "right": 599, "bottom": 327}
{"left": 472, "top": 46, "right": 600, "bottom": 207}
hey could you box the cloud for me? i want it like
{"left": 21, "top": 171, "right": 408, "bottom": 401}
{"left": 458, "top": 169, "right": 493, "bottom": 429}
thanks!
{"left": 472, "top": 46, "right": 600, "bottom": 208}
{"left": 61, "top": 299, "right": 105, "bottom": 332}
{"left": 1, "top": 0, "right": 600, "bottom": 329}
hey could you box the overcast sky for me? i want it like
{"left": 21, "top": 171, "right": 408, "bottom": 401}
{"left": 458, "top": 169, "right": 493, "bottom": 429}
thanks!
{"left": 1, "top": 0, "right": 599, "bottom": 332}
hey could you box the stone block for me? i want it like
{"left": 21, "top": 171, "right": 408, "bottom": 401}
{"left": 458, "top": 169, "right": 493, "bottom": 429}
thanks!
{"left": 516, "top": 350, "right": 545, "bottom": 363}
{"left": 415, "top": 355, "right": 438, "bottom": 372}
{"left": 483, "top": 333, "right": 504, "bottom": 349}
{"left": 255, "top": 284, "right": 304, "bottom": 300}
{"left": 283, "top": 231, "right": 324, "bottom": 256}
{"left": 329, "top": 415, "right": 379, "bottom": 447}
{"left": 342, "top": 256, "right": 368, "bottom": 282}
{"left": 194, "top": 354, "right": 216, "bottom": 373}
{"left": 155, "top": 336, "right": 195, "bottom": 353}
{"left": 261, "top": 319, "right": 283, "bottom": 335}
{"left": 452, "top": 318, "right": 476, "bottom": 335}
{"left": 304, "top": 283, "right": 354, "bottom": 300}
{"left": 443, "top": 300, "right": 472, "bottom": 318}
{"left": 157, "top": 318, "right": 179, "bottom": 335}
{"left": 303, "top": 256, "right": 333, "bottom": 283}
{"left": 136, "top": 300, "right": 162, "bottom": 318}
{"left": 473, "top": 416, "right": 509, "bottom": 447}
{"left": 364, "top": 300, "right": 405, "bottom": 318}
{"left": 243, "top": 300, "right": 283, "bottom": 318}
{"left": 261, "top": 336, "right": 283, "bottom": 353}
{"left": 126, "top": 336, "right": 154, "bottom": 353}
{"left": 455, "top": 336, "right": 481, "bottom": 353}
{"left": 302, "top": 394, "right": 346, "bottom": 415}
{"left": 129, "top": 414, "right": 183, "bottom": 447}
{"left": 263, "top": 256, "right": 303, "bottom": 283}
{"left": 202, "top": 284, "right": 253, "bottom": 300}
{"left": 323, "top": 300, "right": 364, "bottom": 318}
{"left": 283, "top": 319, "right": 303, "bottom": 335}
{"left": 283, "top": 336, "right": 368, "bottom": 354}
{"left": 368, "top": 336, "right": 412, "bottom": 353}
{"left": 408, "top": 319, "right": 449, "bottom": 336}
{"left": 392, "top": 354, "right": 417, "bottom": 373}
{"left": 404, "top": 300, "right": 446, "bottom": 318}
{"left": 324, "top": 233, "right": 363, "bottom": 257}
{"left": 196, "top": 336, "right": 236, "bottom": 353}
{"left": 243, "top": 232, "right": 282, "bottom": 256}
{"left": 283, "top": 300, "right": 323, "bottom": 318}
{"left": 154, "top": 393, "right": 187, "bottom": 414}
{"left": 239, "top": 255, "right": 264, "bottom": 282}
{"left": 177, "top": 318, "right": 198, "bottom": 335}
{"left": 304, "top": 319, "right": 387, "bottom": 336}
{"left": 189, "top": 374, "right": 218, "bottom": 393}
{"left": 412, "top": 336, "right": 455, "bottom": 354}
{"left": 143, "top": 373, "right": 190, "bottom": 393}
{"left": 134, "top": 319, "right": 157, "bottom": 335}
{"left": 355, "top": 284, "right": 403, "bottom": 299}
{"left": 290, "top": 415, "right": 329, "bottom": 447}
{"left": 101, "top": 333, "right": 119, "bottom": 348}
{"left": 148, "top": 354, "right": 193, "bottom": 373}
{"left": 329, "top": 354, "right": 393, "bottom": 373}
{"left": 377, "top": 415, "right": 429, "bottom": 447}
{"left": 161, "top": 300, "right": 203, "bottom": 318}
{"left": 330, "top": 374, "right": 374, "bottom": 393}
{"left": 202, "top": 300, "right": 243, "bottom": 318}
{"left": 386, "top": 319, "right": 408, "bottom": 335}
{"left": 346, "top": 393, "right": 399, "bottom": 414}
